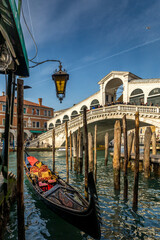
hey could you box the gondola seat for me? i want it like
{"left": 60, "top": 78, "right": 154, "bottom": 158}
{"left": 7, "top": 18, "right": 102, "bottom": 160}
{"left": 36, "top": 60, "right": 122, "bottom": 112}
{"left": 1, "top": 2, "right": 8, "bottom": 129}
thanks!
{"left": 39, "top": 182, "right": 48, "bottom": 191}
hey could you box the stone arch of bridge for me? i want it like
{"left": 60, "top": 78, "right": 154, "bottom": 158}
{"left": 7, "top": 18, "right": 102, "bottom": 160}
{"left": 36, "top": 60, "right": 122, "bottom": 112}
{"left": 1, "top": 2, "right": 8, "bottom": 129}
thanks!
{"left": 147, "top": 88, "right": 160, "bottom": 106}
{"left": 104, "top": 78, "right": 123, "bottom": 105}
{"left": 80, "top": 105, "right": 88, "bottom": 114}
{"left": 63, "top": 115, "right": 69, "bottom": 123}
{"left": 130, "top": 88, "right": 144, "bottom": 105}
{"left": 55, "top": 119, "right": 61, "bottom": 127}
{"left": 71, "top": 110, "right": 79, "bottom": 119}
{"left": 49, "top": 123, "right": 54, "bottom": 129}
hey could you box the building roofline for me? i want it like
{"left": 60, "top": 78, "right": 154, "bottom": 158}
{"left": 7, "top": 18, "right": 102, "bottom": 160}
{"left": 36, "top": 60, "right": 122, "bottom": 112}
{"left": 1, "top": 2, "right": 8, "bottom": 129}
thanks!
{"left": 98, "top": 71, "right": 141, "bottom": 84}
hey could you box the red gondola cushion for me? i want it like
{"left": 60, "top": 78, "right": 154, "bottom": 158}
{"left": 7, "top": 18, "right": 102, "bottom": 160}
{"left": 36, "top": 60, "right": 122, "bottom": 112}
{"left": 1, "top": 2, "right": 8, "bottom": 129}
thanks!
{"left": 27, "top": 156, "right": 38, "bottom": 166}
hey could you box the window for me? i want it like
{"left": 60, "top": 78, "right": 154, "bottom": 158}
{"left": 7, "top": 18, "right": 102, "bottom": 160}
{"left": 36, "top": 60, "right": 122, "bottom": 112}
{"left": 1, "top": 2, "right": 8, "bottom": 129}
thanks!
{"left": 24, "top": 108, "right": 26, "bottom": 114}
{"left": 36, "top": 122, "right": 40, "bottom": 128}
{"left": 44, "top": 122, "right": 47, "bottom": 128}
{"left": 32, "top": 109, "right": 35, "bottom": 114}
{"left": 48, "top": 110, "right": 51, "bottom": 116}
{"left": 32, "top": 122, "right": 35, "bottom": 128}
{"left": 2, "top": 119, "right": 5, "bottom": 126}
{"left": 44, "top": 110, "right": 47, "bottom": 116}
{"left": 24, "top": 121, "right": 27, "bottom": 127}
{"left": 36, "top": 109, "right": 39, "bottom": 115}
{"left": 2, "top": 105, "right": 6, "bottom": 112}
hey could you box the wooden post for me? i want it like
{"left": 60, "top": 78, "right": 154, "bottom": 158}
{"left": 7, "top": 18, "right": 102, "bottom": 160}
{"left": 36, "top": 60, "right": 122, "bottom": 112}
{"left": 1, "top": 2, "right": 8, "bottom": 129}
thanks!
{"left": 83, "top": 107, "right": 89, "bottom": 200}
{"left": 105, "top": 132, "right": 109, "bottom": 166}
{"left": 79, "top": 131, "right": 83, "bottom": 174}
{"left": 76, "top": 128, "right": 80, "bottom": 173}
{"left": 152, "top": 132, "right": 158, "bottom": 174}
{"left": 122, "top": 115, "right": 128, "bottom": 200}
{"left": 70, "top": 131, "right": 72, "bottom": 170}
{"left": 152, "top": 132, "right": 157, "bottom": 155}
{"left": 94, "top": 125, "right": 97, "bottom": 182}
{"left": 72, "top": 132, "right": 77, "bottom": 171}
{"left": 65, "top": 122, "right": 69, "bottom": 183}
{"left": 17, "top": 79, "right": 25, "bottom": 240}
{"left": 144, "top": 127, "right": 152, "bottom": 178}
{"left": 52, "top": 127, "right": 55, "bottom": 172}
{"left": 3, "top": 73, "right": 12, "bottom": 196}
{"left": 113, "top": 120, "right": 121, "bottom": 191}
{"left": 131, "top": 134, "right": 135, "bottom": 154}
{"left": 133, "top": 111, "right": 139, "bottom": 211}
{"left": 88, "top": 132, "right": 94, "bottom": 173}
{"left": 128, "top": 132, "right": 134, "bottom": 166}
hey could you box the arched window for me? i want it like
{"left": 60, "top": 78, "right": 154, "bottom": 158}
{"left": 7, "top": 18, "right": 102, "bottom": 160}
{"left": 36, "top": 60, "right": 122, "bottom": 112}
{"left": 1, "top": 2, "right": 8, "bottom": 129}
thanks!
{"left": 80, "top": 105, "right": 87, "bottom": 114}
{"left": 55, "top": 119, "right": 61, "bottom": 127}
{"left": 71, "top": 110, "right": 79, "bottom": 119}
{"left": 147, "top": 88, "right": 160, "bottom": 106}
{"left": 90, "top": 99, "right": 100, "bottom": 109}
{"left": 49, "top": 123, "right": 54, "bottom": 129}
{"left": 63, "top": 115, "right": 69, "bottom": 123}
{"left": 129, "top": 88, "right": 144, "bottom": 105}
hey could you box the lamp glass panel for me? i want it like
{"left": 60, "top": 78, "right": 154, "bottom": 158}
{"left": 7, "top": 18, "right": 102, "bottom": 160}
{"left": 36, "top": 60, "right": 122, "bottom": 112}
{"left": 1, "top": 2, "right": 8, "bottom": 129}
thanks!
{"left": 55, "top": 77, "right": 66, "bottom": 94}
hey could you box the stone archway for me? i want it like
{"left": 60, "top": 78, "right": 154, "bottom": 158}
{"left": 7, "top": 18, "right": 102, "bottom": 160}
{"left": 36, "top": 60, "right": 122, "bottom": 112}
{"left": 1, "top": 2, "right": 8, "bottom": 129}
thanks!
{"left": 71, "top": 110, "right": 79, "bottom": 119}
{"left": 147, "top": 88, "right": 160, "bottom": 106}
{"left": 80, "top": 105, "right": 88, "bottom": 114}
{"left": 55, "top": 119, "right": 61, "bottom": 127}
{"left": 130, "top": 88, "right": 144, "bottom": 105}
{"left": 49, "top": 123, "right": 54, "bottom": 129}
{"left": 63, "top": 115, "right": 69, "bottom": 123}
{"left": 104, "top": 78, "right": 123, "bottom": 105}
{"left": 90, "top": 99, "right": 100, "bottom": 109}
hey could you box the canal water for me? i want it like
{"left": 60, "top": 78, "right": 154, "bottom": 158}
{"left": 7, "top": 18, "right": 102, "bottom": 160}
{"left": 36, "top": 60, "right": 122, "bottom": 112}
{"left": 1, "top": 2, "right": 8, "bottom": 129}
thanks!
{"left": 4, "top": 150, "right": 160, "bottom": 240}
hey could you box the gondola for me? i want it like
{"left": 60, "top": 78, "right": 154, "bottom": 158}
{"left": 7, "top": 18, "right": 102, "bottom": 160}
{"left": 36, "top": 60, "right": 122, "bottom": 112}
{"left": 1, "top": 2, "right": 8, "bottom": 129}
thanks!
{"left": 24, "top": 151, "right": 101, "bottom": 239}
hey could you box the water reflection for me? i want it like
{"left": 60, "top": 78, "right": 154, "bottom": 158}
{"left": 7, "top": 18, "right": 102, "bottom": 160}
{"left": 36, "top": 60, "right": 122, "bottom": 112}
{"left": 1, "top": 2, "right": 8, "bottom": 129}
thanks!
{"left": 4, "top": 150, "right": 160, "bottom": 240}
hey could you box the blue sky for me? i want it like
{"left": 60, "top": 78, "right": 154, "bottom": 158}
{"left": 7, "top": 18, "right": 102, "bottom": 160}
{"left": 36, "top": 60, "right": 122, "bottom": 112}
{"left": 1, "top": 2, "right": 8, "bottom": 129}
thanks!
{"left": 3, "top": 0, "right": 160, "bottom": 111}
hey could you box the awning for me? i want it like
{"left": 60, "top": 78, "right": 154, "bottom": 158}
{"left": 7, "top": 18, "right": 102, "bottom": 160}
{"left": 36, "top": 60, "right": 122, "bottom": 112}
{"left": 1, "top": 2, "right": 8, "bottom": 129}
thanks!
{"left": 30, "top": 130, "right": 47, "bottom": 134}
{"left": 0, "top": 0, "right": 29, "bottom": 77}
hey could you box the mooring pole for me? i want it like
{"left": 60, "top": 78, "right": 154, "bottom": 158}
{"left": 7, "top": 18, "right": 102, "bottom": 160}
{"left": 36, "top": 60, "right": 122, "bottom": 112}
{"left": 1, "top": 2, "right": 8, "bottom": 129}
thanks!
{"left": 3, "top": 73, "right": 12, "bottom": 196}
{"left": 105, "top": 132, "right": 109, "bottom": 166}
{"left": 70, "top": 131, "right": 72, "bottom": 170}
{"left": 72, "top": 132, "right": 77, "bottom": 171}
{"left": 76, "top": 128, "right": 80, "bottom": 173}
{"left": 88, "top": 132, "right": 94, "bottom": 173}
{"left": 83, "top": 107, "right": 89, "bottom": 201}
{"left": 79, "top": 131, "right": 83, "bottom": 174}
{"left": 52, "top": 127, "right": 55, "bottom": 172}
{"left": 65, "top": 122, "right": 69, "bottom": 183}
{"left": 152, "top": 132, "right": 157, "bottom": 155}
{"left": 133, "top": 111, "right": 139, "bottom": 211}
{"left": 17, "top": 79, "right": 25, "bottom": 240}
{"left": 113, "top": 120, "right": 121, "bottom": 191}
{"left": 122, "top": 114, "right": 128, "bottom": 200}
{"left": 94, "top": 125, "right": 97, "bottom": 182}
{"left": 144, "top": 127, "right": 152, "bottom": 178}
{"left": 128, "top": 132, "right": 134, "bottom": 164}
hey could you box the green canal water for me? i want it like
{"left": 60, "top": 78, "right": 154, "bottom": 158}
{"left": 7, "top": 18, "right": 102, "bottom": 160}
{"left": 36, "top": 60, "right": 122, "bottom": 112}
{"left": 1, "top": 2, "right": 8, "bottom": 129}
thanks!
{"left": 4, "top": 150, "right": 160, "bottom": 240}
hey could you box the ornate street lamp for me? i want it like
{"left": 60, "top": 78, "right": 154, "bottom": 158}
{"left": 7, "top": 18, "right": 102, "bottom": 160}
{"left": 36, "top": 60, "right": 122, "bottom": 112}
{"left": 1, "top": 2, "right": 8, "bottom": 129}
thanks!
{"left": 52, "top": 62, "right": 69, "bottom": 103}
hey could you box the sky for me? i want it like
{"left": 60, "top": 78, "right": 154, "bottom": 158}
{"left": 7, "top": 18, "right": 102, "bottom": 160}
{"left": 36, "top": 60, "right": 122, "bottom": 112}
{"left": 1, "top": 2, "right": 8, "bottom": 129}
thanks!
{"left": 2, "top": 0, "right": 160, "bottom": 111}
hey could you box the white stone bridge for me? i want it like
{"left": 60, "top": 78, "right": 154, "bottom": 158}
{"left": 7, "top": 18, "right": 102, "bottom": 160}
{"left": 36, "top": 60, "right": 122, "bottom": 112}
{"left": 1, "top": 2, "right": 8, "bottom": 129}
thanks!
{"left": 29, "top": 104, "right": 160, "bottom": 148}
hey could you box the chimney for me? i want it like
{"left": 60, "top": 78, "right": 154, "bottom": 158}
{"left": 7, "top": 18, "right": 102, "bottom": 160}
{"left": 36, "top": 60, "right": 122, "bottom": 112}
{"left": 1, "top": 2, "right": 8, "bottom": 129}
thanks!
{"left": 38, "top": 98, "right": 42, "bottom": 106}
{"left": 2, "top": 91, "right": 5, "bottom": 96}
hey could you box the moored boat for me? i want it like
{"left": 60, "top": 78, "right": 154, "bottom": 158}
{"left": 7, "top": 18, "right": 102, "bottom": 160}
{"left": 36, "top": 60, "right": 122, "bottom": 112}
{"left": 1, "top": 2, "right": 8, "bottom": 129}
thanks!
{"left": 24, "top": 152, "right": 101, "bottom": 239}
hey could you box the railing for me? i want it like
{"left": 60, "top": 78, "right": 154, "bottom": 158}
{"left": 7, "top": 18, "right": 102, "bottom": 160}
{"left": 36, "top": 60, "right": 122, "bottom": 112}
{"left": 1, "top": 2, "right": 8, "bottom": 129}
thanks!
{"left": 29, "top": 104, "right": 160, "bottom": 146}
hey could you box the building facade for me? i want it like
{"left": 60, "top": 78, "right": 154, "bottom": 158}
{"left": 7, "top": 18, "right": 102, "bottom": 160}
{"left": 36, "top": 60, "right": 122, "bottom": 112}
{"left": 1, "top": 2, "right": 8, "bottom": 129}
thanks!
{"left": 0, "top": 93, "right": 54, "bottom": 146}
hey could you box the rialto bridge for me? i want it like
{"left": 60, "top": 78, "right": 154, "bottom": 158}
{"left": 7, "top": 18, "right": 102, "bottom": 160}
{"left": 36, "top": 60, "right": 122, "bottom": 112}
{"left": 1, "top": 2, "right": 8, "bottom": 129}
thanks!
{"left": 30, "top": 104, "right": 160, "bottom": 148}
{"left": 29, "top": 71, "right": 160, "bottom": 148}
